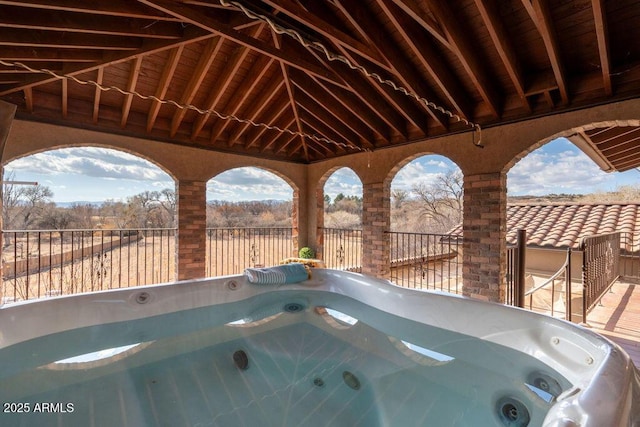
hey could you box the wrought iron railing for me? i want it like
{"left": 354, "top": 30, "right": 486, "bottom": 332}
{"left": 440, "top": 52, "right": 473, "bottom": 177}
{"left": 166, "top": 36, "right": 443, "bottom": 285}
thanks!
{"left": 321, "top": 228, "right": 362, "bottom": 271}
{"left": 619, "top": 232, "right": 640, "bottom": 280}
{"left": 524, "top": 248, "right": 574, "bottom": 321}
{"left": 387, "top": 231, "right": 462, "bottom": 294}
{"left": 205, "top": 227, "right": 294, "bottom": 277}
{"left": 580, "top": 232, "right": 620, "bottom": 322}
{"left": 2, "top": 228, "right": 176, "bottom": 303}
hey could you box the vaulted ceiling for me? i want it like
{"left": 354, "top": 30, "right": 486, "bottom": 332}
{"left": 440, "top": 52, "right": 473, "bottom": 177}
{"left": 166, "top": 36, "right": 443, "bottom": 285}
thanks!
{"left": 0, "top": 0, "right": 639, "bottom": 164}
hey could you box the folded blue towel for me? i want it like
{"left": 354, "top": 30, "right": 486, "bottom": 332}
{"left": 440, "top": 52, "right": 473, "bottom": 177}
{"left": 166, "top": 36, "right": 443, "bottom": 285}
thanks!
{"left": 244, "top": 263, "right": 309, "bottom": 285}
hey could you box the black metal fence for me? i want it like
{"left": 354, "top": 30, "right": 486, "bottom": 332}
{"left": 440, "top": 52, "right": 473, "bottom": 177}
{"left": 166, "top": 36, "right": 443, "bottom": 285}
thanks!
{"left": 205, "top": 227, "right": 294, "bottom": 277}
{"left": 2, "top": 229, "right": 175, "bottom": 303}
{"left": 387, "top": 231, "right": 463, "bottom": 293}
{"left": 321, "top": 228, "right": 362, "bottom": 271}
{"left": 580, "top": 232, "right": 620, "bottom": 321}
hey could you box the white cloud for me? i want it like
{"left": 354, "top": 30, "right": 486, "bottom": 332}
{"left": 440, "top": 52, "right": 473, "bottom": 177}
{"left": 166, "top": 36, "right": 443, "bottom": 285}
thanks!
{"left": 324, "top": 168, "right": 362, "bottom": 199}
{"left": 6, "top": 147, "right": 170, "bottom": 183}
{"left": 508, "top": 150, "right": 613, "bottom": 195}
{"left": 207, "top": 167, "right": 293, "bottom": 201}
{"left": 392, "top": 155, "right": 459, "bottom": 192}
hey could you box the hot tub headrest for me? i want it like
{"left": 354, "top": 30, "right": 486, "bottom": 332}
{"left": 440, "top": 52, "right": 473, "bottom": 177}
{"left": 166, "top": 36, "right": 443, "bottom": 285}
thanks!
{"left": 244, "top": 263, "right": 310, "bottom": 285}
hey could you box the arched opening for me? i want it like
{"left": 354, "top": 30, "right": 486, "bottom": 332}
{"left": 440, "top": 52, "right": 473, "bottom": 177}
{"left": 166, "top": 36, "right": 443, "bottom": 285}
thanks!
{"left": 387, "top": 154, "right": 463, "bottom": 293}
{"left": 205, "top": 166, "right": 296, "bottom": 276}
{"left": 506, "top": 132, "right": 640, "bottom": 320}
{"left": 319, "top": 167, "right": 363, "bottom": 270}
{"left": 390, "top": 154, "right": 463, "bottom": 234}
{"left": 2, "top": 147, "right": 176, "bottom": 303}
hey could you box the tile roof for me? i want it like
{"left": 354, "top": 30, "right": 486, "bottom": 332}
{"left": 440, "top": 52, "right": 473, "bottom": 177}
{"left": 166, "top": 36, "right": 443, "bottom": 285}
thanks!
{"left": 449, "top": 203, "right": 640, "bottom": 251}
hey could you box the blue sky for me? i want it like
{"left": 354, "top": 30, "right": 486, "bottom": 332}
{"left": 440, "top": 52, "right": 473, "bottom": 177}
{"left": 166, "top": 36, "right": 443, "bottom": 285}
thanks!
{"left": 4, "top": 138, "right": 639, "bottom": 203}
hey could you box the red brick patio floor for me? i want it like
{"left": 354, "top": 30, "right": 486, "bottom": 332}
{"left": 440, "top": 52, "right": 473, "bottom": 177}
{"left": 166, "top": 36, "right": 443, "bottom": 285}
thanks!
{"left": 584, "top": 280, "right": 640, "bottom": 368}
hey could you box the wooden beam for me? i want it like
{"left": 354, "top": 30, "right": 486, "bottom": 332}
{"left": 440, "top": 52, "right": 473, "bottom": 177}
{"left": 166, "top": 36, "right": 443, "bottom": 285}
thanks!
{"left": 389, "top": 0, "right": 449, "bottom": 48}
{"left": 61, "top": 77, "right": 67, "bottom": 118}
{"left": 0, "top": 0, "right": 182, "bottom": 21}
{"left": 92, "top": 67, "right": 104, "bottom": 123}
{"left": 24, "top": 87, "right": 33, "bottom": 112}
{"left": 473, "top": 0, "right": 531, "bottom": 112}
{"left": 147, "top": 45, "right": 184, "bottom": 132}
{"left": 121, "top": 56, "right": 143, "bottom": 128}
{"left": 591, "top": 0, "right": 612, "bottom": 96}
{"left": 296, "top": 90, "right": 361, "bottom": 147}
{"left": 522, "top": 0, "right": 569, "bottom": 104}
{"left": 191, "top": 23, "right": 264, "bottom": 140}
{"left": 423, "top": 0, "right": 501, "bottom": 118}
{"left": 273, "top": 33, "right": 308, "bottom": 161}
{"left": 291, "top": 71, "right": 375, "bottom": 146}
{"left": 241, "top": 93, "right": 291, "bottom": 150}
{"left": 225, "top": 78, "right": 285, "bottom": 146}
{"left": 0, "top": 25, "right": 212, "bottom": 96}
{"left": 0, "top": 4, "right": 184, "bottom": 39}
{"left": 375, "top": 0, "right": 471, "bottom": 121}
{"left": 136, "top": 0, "right": 345, "bottom": 88}
{"left": 260, "top": 0, "right": 388, "bottom": 71}
{"left": 209, "top": 56, "right": 276, "bottom": 143}
{"left": 0, "top": 28, "right": 142, "bottom": 50}
{"left": 170, "top": 37, "right": 223, "bottom": 137}
{"left": 298, "top": 71, "right": 389, "bottom": 142}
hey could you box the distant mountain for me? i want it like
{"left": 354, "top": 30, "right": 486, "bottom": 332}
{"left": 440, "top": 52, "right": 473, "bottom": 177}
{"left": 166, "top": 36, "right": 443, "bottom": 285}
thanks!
{"left": 55, "top": 201, "right": 103, "bottom": 208}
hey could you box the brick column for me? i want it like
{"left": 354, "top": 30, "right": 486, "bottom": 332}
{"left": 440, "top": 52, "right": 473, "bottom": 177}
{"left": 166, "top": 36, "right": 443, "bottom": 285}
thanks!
{"left": 462, "top": 172, "right": 507, "bottom": 302}
{"left": 361, "top": 181, "right": 390, "bottom": 279}
{"left": 291, "top": 188, "right": 300, "bottom": 257}
{"left": 176, "top": 180, "right": 206, "bottom": 280}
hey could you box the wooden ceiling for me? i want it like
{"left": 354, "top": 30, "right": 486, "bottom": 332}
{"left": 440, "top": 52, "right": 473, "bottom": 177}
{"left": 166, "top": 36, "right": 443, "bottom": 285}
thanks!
{"left": 0, "top": 0, "right": 639, "bottom": 164}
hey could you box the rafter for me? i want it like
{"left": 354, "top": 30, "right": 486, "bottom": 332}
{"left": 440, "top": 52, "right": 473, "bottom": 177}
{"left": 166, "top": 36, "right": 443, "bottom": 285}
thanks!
{"left": 225, "top": 78, "right": 285, "bottom": 147}
{"left": 274, "top": 33, "right": 308, "bottom": 161}
{"left": 0, "top": 25, "right": 212, "bottom": 96}
{"left": 92, "top": 67, "right": 103, "bottom": 123}
{"left": 297, "top": 100, "right": 356, "bottom": 152}
{"left": 422, "top": 0, "right": 501, "bottom": 118}
{"left": 260, "top": 117, "right": 296, "bottom": 154}
{"left": 522, "top": 0, "right": 569, "bottom": 105}
{"left": 191, "top": 23, "right": 265, "bottom": 140}
{"left": 0, "top": 5, "right": 184, "bottom": 39}
{"left": 209, "top": 55, "right": 276, "bottom": 143}
{"left": 121, "top": 56, "right": 143, "bottom": 128}
{"left": 374, "top": 0, "right": 471, "bottom": 121}
{"left": 136, "top": 0, "right": 346, "bottom": 88}
{"left": 170, "top": 37, "right": 223, "bottom": 137}
{"left": 473, "top": 0, "right": 531, "bottom": 112}
{"left": 591, "top": 0, "right": 611, "bottom": 96}
{"left": 61, "top": 78, "right": 67, "bottom": 118}
{"left": 242, "top": 94, "right": 291, "bottom": 150}
{"left": 260, "top": 0, "right": 389, "bottom": 72}
{"left": 147, "top": 45, "right": 184, "bottom": 132}
{"left": 291, "top": 71, "right": 375, "bottom": 147}
{"left": 299, "top": 71, "right": 389, "bottom": 143}
{"left": 0, "top": 0, "right": 181, "bottom": 21}
{"left": 389, "top": 0, "right": 449, "bottom": 48}
{"left": 0, "top": 28, "right": 142, "bottom": 51}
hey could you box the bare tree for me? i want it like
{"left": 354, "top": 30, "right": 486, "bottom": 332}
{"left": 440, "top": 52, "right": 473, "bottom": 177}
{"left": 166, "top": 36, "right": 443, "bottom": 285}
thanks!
{"left": 411, "top": 169, "right": 463, "bottom": 233}
{"left": 2, "top": 172, "right": 54, "bottom": 230}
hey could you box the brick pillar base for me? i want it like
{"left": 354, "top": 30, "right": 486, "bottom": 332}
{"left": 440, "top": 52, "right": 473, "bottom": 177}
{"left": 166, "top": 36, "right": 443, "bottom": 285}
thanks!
{"left": 361, "top": 182, "right": 390, "bottom": 279}
{"left": 462, "top": 172, "right": 507, "bottom": 302}
{"left": 176, "top": 180, "right": 206, "bottom": 281}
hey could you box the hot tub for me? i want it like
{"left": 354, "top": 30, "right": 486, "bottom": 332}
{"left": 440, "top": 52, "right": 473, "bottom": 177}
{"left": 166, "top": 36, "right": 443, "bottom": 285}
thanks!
{"left": 0, "top": 269, "right": 638, "bottom": 426}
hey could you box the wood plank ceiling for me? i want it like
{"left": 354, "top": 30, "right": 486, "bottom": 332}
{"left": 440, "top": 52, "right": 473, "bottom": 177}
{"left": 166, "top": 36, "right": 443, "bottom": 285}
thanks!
{"left": 0, "top": 0, "right": 639, "bottom": 164}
